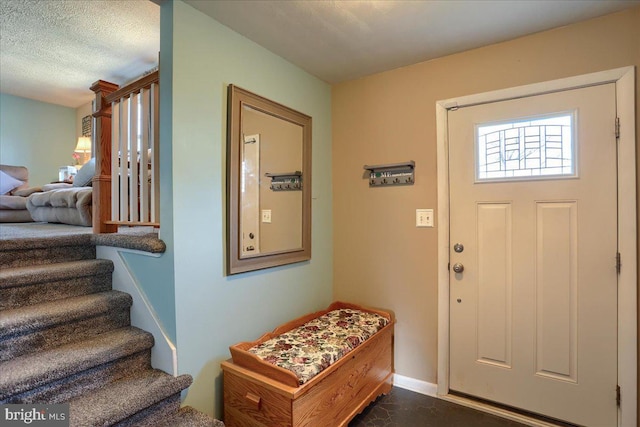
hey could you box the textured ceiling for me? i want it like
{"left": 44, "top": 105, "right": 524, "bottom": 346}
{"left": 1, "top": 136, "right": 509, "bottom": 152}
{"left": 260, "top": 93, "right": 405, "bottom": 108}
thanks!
{"left": 185, "top": 0, "right": 639, "bottom": 84}
{"left": 1, "top": 0, "right": 638, "bottom": 109}
{"left": 0, "top": 0, "right": 159, "bottom": 108}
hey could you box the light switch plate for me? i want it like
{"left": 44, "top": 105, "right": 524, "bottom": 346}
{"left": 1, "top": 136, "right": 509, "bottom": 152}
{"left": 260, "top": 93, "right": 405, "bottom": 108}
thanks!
{"left": 416, "top": 209, "right": 434, "bottom": 227}
{"left": 261, "top": 209, "right": 272, "bottom": 223}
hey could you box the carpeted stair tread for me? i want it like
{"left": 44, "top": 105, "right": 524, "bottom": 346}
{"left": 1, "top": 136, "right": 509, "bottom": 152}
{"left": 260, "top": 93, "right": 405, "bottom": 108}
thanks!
{"left": 68, "top": 370, "right": 193, "bottom": 427}
{"left": 93, "top": 233, "right": 166, "bottom": 254}
{"left": 0, "top": 327, "right": 153, "bottom": 400}
{"left": 0, "top": 260, "right": 115, "bottom": 310}
{"left": 6, "top": 351, "right": 151, "bottom": 405}
{"left": 0, "top": 235, "right": 96, "bottom": 269}
{"left": 112, "top": 394, "right": 182, "bottom": 427}
{"left": 0, "top": 234, "right": 94, "bottom": 251}
{"left": 0, "top": 290, "right": 131, "bottom": 338}
{"left": 156, "top": 406, "right": 223, "bottom": 427}
{"left": 0, "top": 259, "right": 114, "bottom": 289}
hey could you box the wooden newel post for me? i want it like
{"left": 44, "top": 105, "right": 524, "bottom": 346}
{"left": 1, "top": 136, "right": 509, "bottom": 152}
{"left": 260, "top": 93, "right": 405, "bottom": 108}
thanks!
{"left": 90, "top": 80, "right": 119, "bottom": 233}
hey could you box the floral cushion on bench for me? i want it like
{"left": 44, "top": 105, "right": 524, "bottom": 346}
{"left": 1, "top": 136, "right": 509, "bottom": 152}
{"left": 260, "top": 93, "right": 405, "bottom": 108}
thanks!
{"left": 248, "top": 308, "right": 389, "bottom": 385}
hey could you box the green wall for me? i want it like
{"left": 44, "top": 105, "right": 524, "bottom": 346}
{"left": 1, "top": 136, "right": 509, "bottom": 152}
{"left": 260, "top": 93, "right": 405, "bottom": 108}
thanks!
{"left": 0, "top": 93, "right": 76, "bottom": 186}
{"left": 161, "top": 1, "right": 333, "bottom": 417}
{"left": 116, "top": 0, "right": 178, "bottom": 347}
{"left": 119, "top": 251, "right": 176, "bottom": 342}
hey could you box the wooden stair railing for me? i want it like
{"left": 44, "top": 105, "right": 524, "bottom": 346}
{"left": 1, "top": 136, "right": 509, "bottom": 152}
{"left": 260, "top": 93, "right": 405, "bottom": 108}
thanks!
{"left": 90, "top": 71, "right": 160, "bottom": 233}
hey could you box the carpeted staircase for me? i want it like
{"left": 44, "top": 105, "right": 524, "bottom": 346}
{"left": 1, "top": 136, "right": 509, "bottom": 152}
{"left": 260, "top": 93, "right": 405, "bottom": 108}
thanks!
{"left": 0, "top": 235, "right": 223, "bottom": 426}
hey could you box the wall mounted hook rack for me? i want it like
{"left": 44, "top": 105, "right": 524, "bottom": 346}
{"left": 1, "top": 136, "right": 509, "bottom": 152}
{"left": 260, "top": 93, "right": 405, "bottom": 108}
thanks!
{"left": 363, "top": 161, "right": 415, "bottom": 187}
{"left": 265, "top": 171, "right": 303, "bottom": 191}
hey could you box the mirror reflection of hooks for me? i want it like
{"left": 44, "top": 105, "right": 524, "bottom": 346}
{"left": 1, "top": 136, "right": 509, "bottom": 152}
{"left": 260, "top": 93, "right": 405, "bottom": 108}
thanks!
{"left": 227, "top": 84, "right": 312, "bottom": 275}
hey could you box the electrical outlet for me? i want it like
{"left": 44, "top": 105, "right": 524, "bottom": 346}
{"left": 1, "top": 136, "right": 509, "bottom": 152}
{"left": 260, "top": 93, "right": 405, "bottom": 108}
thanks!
{"left": 416, "top": 209, "right": 434, "bottom": 227}
{"left": 261, "top": 209, "right": 272, "bottom": 223}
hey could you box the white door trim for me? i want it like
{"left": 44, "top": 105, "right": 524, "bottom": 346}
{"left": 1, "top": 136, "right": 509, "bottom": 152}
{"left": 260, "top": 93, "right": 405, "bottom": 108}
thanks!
{"left": 436, "top": 66, "right": 636, "bottom": 427}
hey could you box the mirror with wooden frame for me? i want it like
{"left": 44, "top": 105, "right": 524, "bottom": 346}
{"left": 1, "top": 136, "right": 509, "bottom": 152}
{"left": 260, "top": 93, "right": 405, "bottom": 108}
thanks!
{"left": 227, "top": 85, "right": 312, "bottom": 274}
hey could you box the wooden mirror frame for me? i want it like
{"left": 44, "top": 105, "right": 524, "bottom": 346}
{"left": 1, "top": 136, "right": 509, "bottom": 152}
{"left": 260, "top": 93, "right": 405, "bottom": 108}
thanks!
{"left": 226, "top": 85, "right": 312, "bottom": 275}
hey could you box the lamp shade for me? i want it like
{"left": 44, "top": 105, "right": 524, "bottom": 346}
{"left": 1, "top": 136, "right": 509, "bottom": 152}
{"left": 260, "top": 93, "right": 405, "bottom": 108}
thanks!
{"left": 74, "top": 137, "right": 92, "bottom": 153}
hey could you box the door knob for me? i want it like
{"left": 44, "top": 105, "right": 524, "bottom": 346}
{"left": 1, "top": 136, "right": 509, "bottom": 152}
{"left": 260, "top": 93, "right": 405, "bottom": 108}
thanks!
{"left": 452, "top": 263, "right": 464, "bottom": 273}
{"left": 453, "top": 243, "right": 464, "bottom": 253}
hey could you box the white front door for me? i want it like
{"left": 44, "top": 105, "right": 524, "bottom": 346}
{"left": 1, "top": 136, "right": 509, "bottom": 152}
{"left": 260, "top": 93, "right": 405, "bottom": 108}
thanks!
{"left": 448, "top": 83, "right": 618, "bottom": 426}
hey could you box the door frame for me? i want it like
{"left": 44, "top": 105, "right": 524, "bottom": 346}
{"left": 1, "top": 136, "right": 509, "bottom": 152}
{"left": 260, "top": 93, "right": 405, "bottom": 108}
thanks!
{"left": 436, "top": 66, "right": 636, "bottom": 427}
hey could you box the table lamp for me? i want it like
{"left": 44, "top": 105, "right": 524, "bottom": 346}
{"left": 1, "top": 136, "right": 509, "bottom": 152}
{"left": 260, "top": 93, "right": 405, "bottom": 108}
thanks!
{"left": 74, "top": 137, "right": 92, "bottom": 166}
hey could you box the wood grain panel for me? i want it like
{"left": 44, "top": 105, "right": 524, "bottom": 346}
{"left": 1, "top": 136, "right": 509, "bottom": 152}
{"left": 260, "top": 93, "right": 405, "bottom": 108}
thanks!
{"left": 90, "top": 80, "right": 118, "bottom": 233}
{"left": 223, "top": 369, "right": 292, "bottom": 427}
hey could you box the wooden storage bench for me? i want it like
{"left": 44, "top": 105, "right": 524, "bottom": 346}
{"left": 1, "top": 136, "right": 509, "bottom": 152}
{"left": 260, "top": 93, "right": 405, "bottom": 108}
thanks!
{"left": 221, "top": 301, "right": 394, "bottom": 427}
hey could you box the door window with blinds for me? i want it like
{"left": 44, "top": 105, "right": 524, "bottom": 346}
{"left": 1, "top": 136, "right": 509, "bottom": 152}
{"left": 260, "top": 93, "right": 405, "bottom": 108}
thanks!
{"left": 475, "top": 112, "right": 575, "bottom": 182}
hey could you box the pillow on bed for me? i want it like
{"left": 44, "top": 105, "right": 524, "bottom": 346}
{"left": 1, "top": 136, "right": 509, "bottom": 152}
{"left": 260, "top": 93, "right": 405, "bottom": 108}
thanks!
{"left": 73, "top": 158, "right": 95, "bottom": 187}
{"left": 0, "top": 170, "right": 25, "bottom": 195}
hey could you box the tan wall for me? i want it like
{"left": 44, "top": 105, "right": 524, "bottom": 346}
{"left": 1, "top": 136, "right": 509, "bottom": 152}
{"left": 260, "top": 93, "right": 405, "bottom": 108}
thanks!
{"left": 332, "top": 6, "right": 640, "bottom": 389}
{"left": 243, "top": 108, "right": 304, "bottom": 254}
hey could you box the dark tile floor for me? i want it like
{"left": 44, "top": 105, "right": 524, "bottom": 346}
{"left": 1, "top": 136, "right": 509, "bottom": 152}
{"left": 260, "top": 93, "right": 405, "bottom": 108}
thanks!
{"left": 349, "top": 387, "right": 528, "bottom": 427}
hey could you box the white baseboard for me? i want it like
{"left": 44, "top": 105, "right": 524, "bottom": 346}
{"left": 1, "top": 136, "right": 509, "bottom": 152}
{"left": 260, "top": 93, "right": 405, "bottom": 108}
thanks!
{"left": 393, "top": 374, "right": 437, "bottom": 397}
